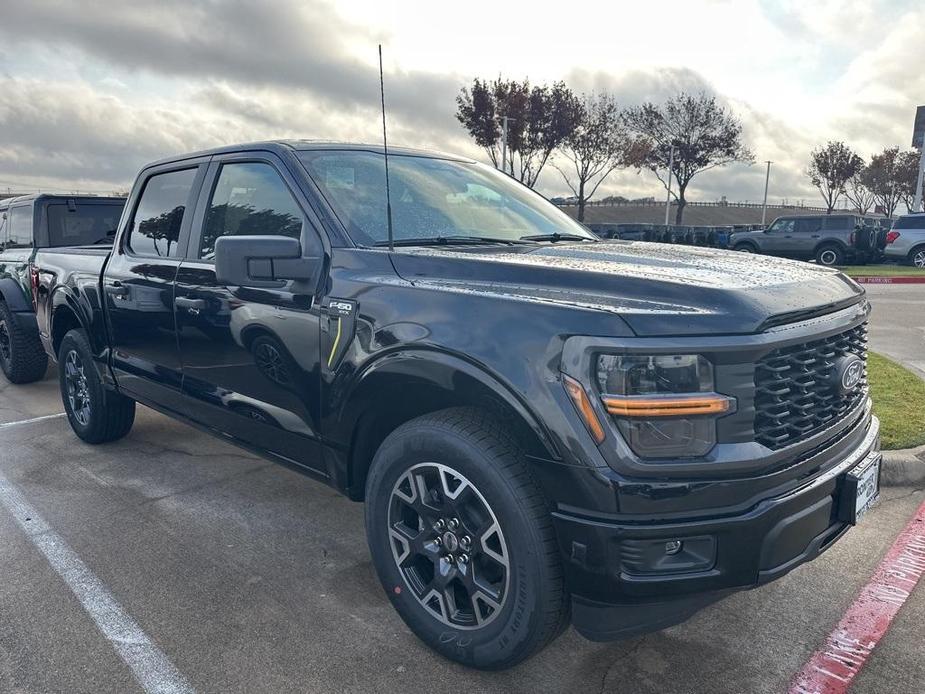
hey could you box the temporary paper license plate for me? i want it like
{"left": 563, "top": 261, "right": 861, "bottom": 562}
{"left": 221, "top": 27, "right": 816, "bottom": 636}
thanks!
{"left": 849, "top": 453, "right": 881, "bottom": 524}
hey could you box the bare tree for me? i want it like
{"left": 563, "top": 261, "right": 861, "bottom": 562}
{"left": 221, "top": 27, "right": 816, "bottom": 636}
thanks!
{"left": 844, "top": 167, "right": 875, "bottom": 214}
{"left": 621, "top": 93, "right": 753, "bottom": 223}
{"left": 456, "top": 78, "right": 582, "bottom": 188}
{"left": 862, "top": 147, "right": 906, "bottom": 218}
{"left": 806, "top": 141, "right": 863, "bottom": 213}
{"left": 554, "top": 94, "right": 627, "bottom": 221}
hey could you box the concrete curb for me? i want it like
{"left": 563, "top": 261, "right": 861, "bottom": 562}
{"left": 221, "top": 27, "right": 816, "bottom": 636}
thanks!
{"left": 881, "top": 443, "right": 925, "bottom": 487}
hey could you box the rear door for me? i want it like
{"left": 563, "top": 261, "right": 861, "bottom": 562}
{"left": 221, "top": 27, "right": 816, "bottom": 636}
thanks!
{"left": 103, "top": 161, "right": 208, "bottom": 410}
{"left": 173, "top": 152, "right": 326, "bottom": 473}
{"left": 0, "top": 203, "right": 35, "bottom": 312}
{"left": 793, "top": 217, "right": 822, "bottom": 258}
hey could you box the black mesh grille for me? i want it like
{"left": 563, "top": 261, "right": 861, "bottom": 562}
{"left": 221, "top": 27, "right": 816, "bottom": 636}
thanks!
{"left": 754, "top": 323, "right": 868, "bottom": 449}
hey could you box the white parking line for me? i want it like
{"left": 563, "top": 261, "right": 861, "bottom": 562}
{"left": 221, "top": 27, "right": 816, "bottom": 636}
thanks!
{"left": 0, "top": 412, "right": 66, "bottom": 429}
{"left": 0, "top": 469, "right": 195, "bottom": 694}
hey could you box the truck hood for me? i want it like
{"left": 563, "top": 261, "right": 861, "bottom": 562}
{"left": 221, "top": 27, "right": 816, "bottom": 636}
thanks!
{"left": 389, "top": 241, "right": 865, "bottom": 336}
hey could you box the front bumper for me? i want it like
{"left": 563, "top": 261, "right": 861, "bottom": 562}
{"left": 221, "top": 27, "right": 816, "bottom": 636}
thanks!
{"left": 558, "top": 414, "right": 880, "bottom": 641}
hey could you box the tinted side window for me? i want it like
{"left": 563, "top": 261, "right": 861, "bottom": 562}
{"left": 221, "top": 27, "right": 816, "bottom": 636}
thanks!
{"left": 893, "top": 216, "right": 925, "bottom": 230}
{"left": 128, "top": 169, "right": 197, "bottom": 257}
{"left": 6, "top": 206, "right": 34, "bottom": 249}
{"left": 200, "top": 162, "right": 303, "bottom": 261}
{"left": 770, "top": 219, "right": 795, "bottom": 233}
{"left": 47, "top": 203, "right": 125, "bottom": 247}
{"left": 822, "top": 216, "right": 850, "bottom": 231}
{"left": 795, "top": 219, "right": 820, "bottom": 234}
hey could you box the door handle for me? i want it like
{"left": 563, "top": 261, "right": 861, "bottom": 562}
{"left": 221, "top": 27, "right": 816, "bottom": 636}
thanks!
{"left": 105, "top": 282, "right": 128, "bottom": 298}
{"left": 175, "top": 297, "right": 206, "bottom": 314}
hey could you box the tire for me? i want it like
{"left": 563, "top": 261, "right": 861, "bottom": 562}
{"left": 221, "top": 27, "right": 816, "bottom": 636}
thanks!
{"left": 815, "top": 245, "right": 844, "bottom": 266}
{"left": 0, "top": 301, "right": 48, "bottom": 384}
{"left": 58, "top": 329, "right": 135, "bottom": 444}
{"left": 365, "top": 407, "right": 569, "bottom": 670}
{"left": 909, "top": 245, "right": 925, "bottom": 269}
{"left": 733, "top": 243, "right": 758, "bottom": 254}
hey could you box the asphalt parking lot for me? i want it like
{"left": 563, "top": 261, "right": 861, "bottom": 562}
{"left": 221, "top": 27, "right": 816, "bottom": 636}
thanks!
{"left": 1, "top": 286, "right": 923, "bottom": 694}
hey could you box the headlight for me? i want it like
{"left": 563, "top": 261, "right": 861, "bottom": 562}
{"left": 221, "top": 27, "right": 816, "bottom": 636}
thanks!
{"left": 596, "top": 354, "right": 732, "bottom": 459}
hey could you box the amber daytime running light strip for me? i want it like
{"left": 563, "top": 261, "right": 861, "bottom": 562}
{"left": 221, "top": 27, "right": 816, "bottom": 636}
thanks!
{"left": 602, "top": 394, "right": 732, "bottom": 418}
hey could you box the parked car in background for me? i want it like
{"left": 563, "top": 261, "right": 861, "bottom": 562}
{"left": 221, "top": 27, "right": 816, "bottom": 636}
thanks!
{"left": 729, "top": 214, "right": 880, "bottom": 266}
{"left": 884, "top": 213, "right": 925, "bottom": 267}
{"left": 0, "top": 194, "right": 125, "bottom": 383}
{"left": 32, "top": 141, "right": 879, "bottom": 669}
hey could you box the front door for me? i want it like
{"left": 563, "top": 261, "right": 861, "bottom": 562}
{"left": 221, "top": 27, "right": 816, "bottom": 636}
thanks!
{"left": 173, "top": 155, "right": 325, "bottom": 473}
{"left": 761, "top": 218, "right": 795, "bottom": 254}
{"left": 103, "top": 163, "right": 207, "bottom": 411}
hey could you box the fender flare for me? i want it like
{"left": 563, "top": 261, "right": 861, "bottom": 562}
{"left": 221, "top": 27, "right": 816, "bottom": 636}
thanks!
{"left": 0, "top": 277, "right": 31, "bottom": 312}
{"left": 336, "top": 347, "right": 560, "bottom": 461}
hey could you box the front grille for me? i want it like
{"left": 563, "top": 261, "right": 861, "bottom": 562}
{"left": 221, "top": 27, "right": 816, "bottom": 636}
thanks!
{"left": 754, "top": 322, "right": 868, "bottom": 449}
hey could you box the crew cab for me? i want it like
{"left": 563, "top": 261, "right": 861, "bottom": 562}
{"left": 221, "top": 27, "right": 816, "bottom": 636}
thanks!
{"left": 730, "top": 213, "right": 881, "bottom": 266}
{"left": 0, "top": 194, "right": 125, "bottom": 383}
{"left": 32, "top": 142, "right": 880, "bottom": 669}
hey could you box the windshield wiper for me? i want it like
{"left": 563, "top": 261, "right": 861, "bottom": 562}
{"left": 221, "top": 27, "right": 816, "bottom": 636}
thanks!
{"left": 373, "top": 235, "right": 529, "bottom": 247}
{"left": 519, "top": 232, "right": 596, "bottom": 243}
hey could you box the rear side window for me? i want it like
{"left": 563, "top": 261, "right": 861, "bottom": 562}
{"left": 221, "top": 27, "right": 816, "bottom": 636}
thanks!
{"left": 795, "top": 218, "right": 821, "bottom": 233}
{"left": 5, "top": 206, "right": 34, "bottom": 249}
{"left": 46, "top": 203, "right": 124, "bottom": 247}
{"left": 128, "top": 168, "right": 198, "bottom": 257}
{"left": 199, "top": 162, "right": 303, "bottom": 261}
{"left": 893, "top": 216, "right": 925, "bottom": 230}
{"left": 822, "top": 216, "right": 851, "bottom": 231}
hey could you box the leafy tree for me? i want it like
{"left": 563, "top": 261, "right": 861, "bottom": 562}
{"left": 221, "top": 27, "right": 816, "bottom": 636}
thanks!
{"left": 621, "top": 93, "right": 753, "bottom": 223}
{"left": 844, "top": 166, "right": 875, "bottom": 214}
{"left": 456, "top": 78, "right": 582, "bottom": 188}
{"left": 806, "top": 141, "right": 863, "bottom": 213}
{"left": 861, "top": 147, "right": 906, "bottom": 218}
{"left": 897, "top": 149, "right": 924, "bottom": 213}
{"left": 554, "top": 93, "right": 627, "bottom": 221}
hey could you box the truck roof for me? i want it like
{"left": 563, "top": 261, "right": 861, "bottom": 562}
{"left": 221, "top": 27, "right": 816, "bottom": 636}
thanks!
{"left": 0, "top": 193, "right": 126, "bottom": 210}
{"left": 142, "top": 140, "right": 475, "bottom": 170}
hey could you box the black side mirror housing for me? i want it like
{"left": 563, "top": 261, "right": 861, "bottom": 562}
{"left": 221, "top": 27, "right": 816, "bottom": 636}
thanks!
{"left": 214, "top": 235, "right": 322, "bottom": 288}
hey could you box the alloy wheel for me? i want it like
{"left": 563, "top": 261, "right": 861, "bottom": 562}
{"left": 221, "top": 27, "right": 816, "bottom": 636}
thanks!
{"left": 913, "top": 249, "right": 925, "bottom": 268}
{"left": 254, "top": 342, "right": 290, "bottom": 385}
{"left": 388, "top": 462, "right": 510, "bottom": 629}
{"left": 64, "top": 349, "right": 91, "bottom": 426}
{"left": 819, "top": 249, "right": 839, "bottom": 266}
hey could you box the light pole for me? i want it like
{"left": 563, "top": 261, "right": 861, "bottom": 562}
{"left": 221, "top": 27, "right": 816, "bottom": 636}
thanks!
{"left": 914, "top": 148, "right": 924, "bottom": 213}
{"left": 664, "top": 145, "right": 675, "bottom": 225}
{"left": 761, "top": 160, "right": 772, "bottom": 225}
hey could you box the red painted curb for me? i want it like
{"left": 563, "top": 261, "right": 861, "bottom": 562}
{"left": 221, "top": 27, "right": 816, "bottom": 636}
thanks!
{"left": 850, "top": 276, "right": 925, "bottom": 284}
{"left": 789, "top": 498, "right": 925, "bottom": 693}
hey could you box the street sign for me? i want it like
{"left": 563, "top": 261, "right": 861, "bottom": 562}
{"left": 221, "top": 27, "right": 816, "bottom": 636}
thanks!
{"left": 913, "top": 105, "right": 925, "bottom": 149}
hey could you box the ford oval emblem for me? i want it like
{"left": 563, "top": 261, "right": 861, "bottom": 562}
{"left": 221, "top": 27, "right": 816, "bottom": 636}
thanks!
{"left": 835, "top": 355, "right": 864, "bottom": 394}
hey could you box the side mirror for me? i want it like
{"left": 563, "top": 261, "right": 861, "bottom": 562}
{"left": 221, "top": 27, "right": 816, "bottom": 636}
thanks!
{"left": 214, "top": 235, "right": 322, "bottom": 288}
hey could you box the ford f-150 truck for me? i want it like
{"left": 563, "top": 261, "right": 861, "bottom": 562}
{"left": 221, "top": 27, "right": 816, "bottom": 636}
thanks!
{"left": 0, "top": 194, "right": 125, "bottom": 383}
{"left": 32, "top": 141, "right": 881, "bottom": 669}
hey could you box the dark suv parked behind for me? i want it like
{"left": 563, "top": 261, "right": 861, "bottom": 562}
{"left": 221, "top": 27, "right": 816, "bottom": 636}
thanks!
{"left": 730, "top": 214, "right": 876, "bottom": 266}
{"left": 0, "top": 194, "right": 125, "bottom": 383}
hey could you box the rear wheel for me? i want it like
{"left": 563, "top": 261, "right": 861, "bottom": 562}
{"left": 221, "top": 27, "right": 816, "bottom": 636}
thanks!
{"left": 734, "top": 243, "right": 758, "bottom": 253}
{"left": 815, "top": 245, "right": 844, "bottom": 267}
{"left": 0, "top": 301, "right": 48, "bottom": 384}
{"left": 58, "top": 329, "right": 135, "bottom": 443}
{"left": 365, "top": 408, "right": 569, "bottom": 670}
{"left": 909, "top": 245, "right": 925, "bottom": 268}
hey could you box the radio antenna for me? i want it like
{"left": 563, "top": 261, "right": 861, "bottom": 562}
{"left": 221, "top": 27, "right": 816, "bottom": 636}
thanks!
{"left": 378, "top": 44, "right": 394, "bottom": 252}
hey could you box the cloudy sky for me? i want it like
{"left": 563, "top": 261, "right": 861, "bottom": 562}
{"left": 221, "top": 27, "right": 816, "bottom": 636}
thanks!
{"left": 0, "top": 0, "right": 921, "bottom": 205}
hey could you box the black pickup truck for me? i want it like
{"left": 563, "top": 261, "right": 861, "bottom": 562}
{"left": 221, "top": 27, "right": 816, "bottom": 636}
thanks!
{"left": 32, "top": 141, "right": 881, "bottom": 669}
{"left": 0, "top": 194, "right": 125, "bottom": 383}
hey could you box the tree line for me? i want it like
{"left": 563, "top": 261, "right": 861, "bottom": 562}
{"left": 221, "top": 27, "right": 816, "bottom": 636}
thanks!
{"left": 455, "top": 77, "right": 924, "bottom": 223}
{"left": 455, "top": 78, "right": 753, "bottom": 223}
{"left": 807, "top": 142, "right": 922, "bottom": 217}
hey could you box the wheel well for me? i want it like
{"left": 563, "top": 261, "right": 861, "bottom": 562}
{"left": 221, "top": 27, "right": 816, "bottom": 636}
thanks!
{"left": 239, "top": 325, "right": 274, "bottom": 350}
{"left": 909, "top": 243, "right": 925, "bottom": 259}
{"left": 734, "top": 241, "right": 757, "bottom": 251}
{"left": 345, "top": 374, "right": 549, "bottom": 501}
{"left": 51, "top": 305, "right": 82, "bottom": 357}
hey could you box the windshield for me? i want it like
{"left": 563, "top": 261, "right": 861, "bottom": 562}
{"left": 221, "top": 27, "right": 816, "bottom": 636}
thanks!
{"left": 297, "top": 150, "right": 595, "bottom": 245}
{"left": 45, "top": 201, "right": 125, "bottom": 247}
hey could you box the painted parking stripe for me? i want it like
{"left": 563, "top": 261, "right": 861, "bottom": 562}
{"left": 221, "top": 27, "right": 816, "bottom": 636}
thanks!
{"left": 0, "top": 412, "right": 66, "bottom": 429}
{"left": 790, "top": 498, "right": 925, "bottom": 694}
{"left": 0, "top": 469, "right": 195, "bottom": 694}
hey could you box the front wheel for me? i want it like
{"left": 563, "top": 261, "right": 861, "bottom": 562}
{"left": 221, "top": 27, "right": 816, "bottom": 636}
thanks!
{"left": 909, "top": 245, "right": 925, "bottom": 269}
{"left": 58, "top": 329, "right": 136, "bottom": 443}
{"left": 365, "top": 408, "right": 569, "bottom": 670}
